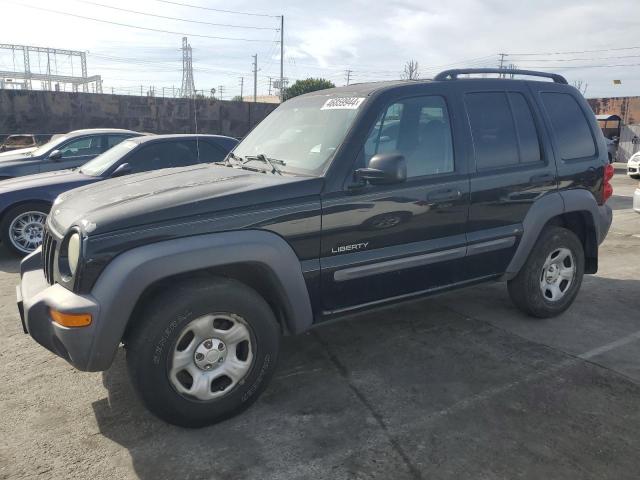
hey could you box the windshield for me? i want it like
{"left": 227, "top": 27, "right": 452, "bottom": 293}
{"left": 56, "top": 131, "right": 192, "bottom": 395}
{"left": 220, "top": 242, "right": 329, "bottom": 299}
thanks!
{"left": 30, "top": 135, "right": 70, "bottom": 157}
{"left": 80, "top": 140, "right": 137, "bottom": 176}
{"left": 232, "top": 94, "right": 365, "bottom": 175}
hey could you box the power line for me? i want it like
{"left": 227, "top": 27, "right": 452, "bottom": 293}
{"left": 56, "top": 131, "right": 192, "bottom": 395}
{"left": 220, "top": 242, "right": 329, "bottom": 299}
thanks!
{"left": 507, "top": 45, "right": 640, "bottom": 56}
{"left": 4, "top": 1, "right": 277, "bottom": 43}
{"left": 75, "top": 0, "right": 279, "bottom": 30}
{"left": 515, "top": 63, "right": 640, "bottom": 69}
{"left": 507, "top": 54, "right": 640, "bottom": 62}
{"left": 154, "top": 0, "right": 280, "bottom": 18}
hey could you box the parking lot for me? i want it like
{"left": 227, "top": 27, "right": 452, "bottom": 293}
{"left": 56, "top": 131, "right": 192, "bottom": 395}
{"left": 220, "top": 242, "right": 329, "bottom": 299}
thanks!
{"left": 0, "top": 168, "right": 638, "bottom": 480}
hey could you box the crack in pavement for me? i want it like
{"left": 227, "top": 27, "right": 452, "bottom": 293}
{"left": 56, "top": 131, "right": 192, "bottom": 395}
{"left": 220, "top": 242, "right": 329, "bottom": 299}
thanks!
{"left": 311, "top": 330, "right": 424, "bottom": 480}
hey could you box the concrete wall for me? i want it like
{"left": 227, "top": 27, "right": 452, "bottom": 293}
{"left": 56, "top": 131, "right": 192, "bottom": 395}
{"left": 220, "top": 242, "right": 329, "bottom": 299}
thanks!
{"left": 587, "top": 96, "right": 640, "bottom": 125}
{"left": 0, "top": 90, "right": 278, "bottom": 141}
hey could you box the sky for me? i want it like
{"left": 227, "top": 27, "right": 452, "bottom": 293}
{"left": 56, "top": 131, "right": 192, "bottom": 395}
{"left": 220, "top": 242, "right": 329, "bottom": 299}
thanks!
{"left": 0, "top": 0, "right": 639, "bottom": 99}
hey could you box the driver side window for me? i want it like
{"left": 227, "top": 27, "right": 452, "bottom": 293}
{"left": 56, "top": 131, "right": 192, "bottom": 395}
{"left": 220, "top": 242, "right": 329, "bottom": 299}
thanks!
{"left": 59, "top": 137, "right": 101, "bottom": 158}
{"left": 365, "top": 96, "right": 454, "bottom": 177}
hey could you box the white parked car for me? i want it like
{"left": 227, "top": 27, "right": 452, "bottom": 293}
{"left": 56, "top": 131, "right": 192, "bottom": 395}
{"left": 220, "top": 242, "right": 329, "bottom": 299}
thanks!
{"left": 628, "top": 152, "right": 640, "bottom": 179}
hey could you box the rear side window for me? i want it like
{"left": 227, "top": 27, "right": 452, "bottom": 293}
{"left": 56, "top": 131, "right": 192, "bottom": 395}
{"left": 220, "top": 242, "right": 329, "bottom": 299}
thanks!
{"left": 466, "top": 92, "right": 543, "bottom": 170}
{"left": 541, "top": 92, "right": 596, "bottom": 160}
{"left": 196, "top": 140, "right": 226, "bottom": 163}
{"left": 127, "top": 140, "right": 199, "bottom": 173}
{"left": 509, "top": 93, "right": 541, "bottom": 164}
{"left": 466, "top": 92, "right": 520, "bottom": 170}
{"left": 106, "top": 134, "right": 132, "bottom": 149}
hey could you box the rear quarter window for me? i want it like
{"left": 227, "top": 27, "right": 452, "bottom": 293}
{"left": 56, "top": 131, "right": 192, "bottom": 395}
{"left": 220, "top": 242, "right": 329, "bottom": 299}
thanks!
{"left": 541, "top": 92, "right": 596, "bottom": 160}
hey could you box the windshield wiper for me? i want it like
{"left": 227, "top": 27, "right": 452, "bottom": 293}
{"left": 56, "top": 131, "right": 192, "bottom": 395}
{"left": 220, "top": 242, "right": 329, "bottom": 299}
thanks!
{"left": 215, "top": 151, "right": 242, "bottom": 167}
{"left": 243, "top": 154, "right": 285, "bottom": 175}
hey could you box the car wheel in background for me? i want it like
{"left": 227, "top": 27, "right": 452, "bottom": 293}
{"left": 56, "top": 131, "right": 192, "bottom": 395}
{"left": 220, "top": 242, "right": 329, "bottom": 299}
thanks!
{"left": 0, "top": 202, "right": 51, "bottom": 256}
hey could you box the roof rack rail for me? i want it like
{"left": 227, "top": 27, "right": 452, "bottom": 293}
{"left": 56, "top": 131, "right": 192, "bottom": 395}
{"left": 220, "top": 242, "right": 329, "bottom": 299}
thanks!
{"left": 434, "top": 68, "right": 568, "bottom": 84}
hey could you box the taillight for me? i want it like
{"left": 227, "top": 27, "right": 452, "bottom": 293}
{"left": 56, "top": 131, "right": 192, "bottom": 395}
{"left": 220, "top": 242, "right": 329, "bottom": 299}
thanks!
{"left": 602, "top": 163, "right": 614, "bottom": 204}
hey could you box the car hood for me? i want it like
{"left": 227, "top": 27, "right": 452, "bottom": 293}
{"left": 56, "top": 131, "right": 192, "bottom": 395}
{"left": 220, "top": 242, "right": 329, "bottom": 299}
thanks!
{"left": 0, "top": 151, "right": 36, "bottom": 164}
{"left": 0, "top": 147, "right": 37, "bottom": 157}
{"left": 50, "top": 164, "right": 324, "bottom": 236}
{"left": 0, "top": 169, "right": 95, "bottom": 192}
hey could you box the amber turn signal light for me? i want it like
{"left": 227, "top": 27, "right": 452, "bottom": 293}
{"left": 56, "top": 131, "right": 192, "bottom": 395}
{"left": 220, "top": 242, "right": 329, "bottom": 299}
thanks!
{"left": 50, "top": 309, "right": 92, "bottom": 328}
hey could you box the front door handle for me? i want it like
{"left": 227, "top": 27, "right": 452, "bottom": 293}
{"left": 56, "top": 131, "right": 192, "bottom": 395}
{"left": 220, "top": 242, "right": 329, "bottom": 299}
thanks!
{"left": 427, "top": 189, "right": 462, "bottom": 202}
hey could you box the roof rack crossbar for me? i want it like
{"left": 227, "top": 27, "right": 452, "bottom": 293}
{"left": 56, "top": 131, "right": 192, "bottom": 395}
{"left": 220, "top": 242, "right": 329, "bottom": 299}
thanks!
{"left": 434, "top": 68, "right": 568, "bottom": 84}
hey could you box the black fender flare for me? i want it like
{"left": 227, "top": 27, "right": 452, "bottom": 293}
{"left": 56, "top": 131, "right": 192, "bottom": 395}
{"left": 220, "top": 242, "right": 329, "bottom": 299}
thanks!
{"left": 502, "top": 190, "right": 611, "bottom": 280}
{"left": 86, "top": 230, "right": 313, "bottom": 371}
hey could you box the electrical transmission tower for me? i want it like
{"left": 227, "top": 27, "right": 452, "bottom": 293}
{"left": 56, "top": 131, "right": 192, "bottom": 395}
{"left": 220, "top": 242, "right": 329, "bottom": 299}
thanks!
{"left": 180, "top": 37, "right": 196, "bottom": 98}
{"left": 0, "top": 43, "right": 101, "bottom": 93}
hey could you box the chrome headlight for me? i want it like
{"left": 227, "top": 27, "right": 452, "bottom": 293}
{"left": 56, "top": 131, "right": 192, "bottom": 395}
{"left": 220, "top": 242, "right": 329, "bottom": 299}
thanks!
{"left": 67, "top": 232, "right": 81, "bottom": 276}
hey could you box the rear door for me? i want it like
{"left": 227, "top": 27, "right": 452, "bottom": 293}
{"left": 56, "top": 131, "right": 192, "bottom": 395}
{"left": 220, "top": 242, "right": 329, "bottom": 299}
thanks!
{"left": 458, "top": 81, "right": 557, "bottom": 279}
{"left": 320, "top": 89, "right": 470, "bottom": 313}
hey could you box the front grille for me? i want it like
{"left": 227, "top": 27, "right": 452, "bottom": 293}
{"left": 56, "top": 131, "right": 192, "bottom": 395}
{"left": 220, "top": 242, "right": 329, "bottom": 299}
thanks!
{"left": 42, "top": 228, "right": 57, "bottom": 285}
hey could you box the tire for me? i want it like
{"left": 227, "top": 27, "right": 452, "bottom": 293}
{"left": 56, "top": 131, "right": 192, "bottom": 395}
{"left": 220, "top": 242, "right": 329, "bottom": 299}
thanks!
{"left": 508, "top": 226, "right": 584, "bottom": 318}
{"left": 126, "top": 277, "right": 280, "bottom": 428}
{"left": 0, "top": 201, "right": 50, "bottom": 256}
{"left": 630, "top": 174, "right": 640, "bottom": 180}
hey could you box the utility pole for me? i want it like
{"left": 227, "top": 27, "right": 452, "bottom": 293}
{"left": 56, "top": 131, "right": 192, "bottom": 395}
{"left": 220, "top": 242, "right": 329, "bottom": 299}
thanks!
{"left": 239, "top": 77, "right": 244, "bottom": 101}
{"left": 268, "top": 77, "right": 272, "bottom": 96}
{"left": 218, "top": 85, "right": 224, "bottom": 101}
{"left": 252, "top": 54, "right": 258, "bottom": 103}
{"left": 345, "top": 69, "right": 353, "bottom": 85}
{"left": 498, "top": 53, "right": 506, "bottom": 78}
{"left": 280, "top": 15, "right": 284, "bottom": 102}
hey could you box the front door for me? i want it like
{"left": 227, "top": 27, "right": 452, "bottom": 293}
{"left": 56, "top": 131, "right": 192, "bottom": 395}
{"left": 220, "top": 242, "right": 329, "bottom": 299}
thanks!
{"left": 41, "top": 136, "right": 104, "bottom": 172}
{"left": 320, "top": 93, "right": 469, "bottom": 313}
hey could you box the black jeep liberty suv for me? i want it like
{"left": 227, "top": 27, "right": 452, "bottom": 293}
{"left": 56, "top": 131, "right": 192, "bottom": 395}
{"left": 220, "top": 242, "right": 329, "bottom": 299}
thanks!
{"left": 17, "top": 69, "right": 613, "bottom": 427}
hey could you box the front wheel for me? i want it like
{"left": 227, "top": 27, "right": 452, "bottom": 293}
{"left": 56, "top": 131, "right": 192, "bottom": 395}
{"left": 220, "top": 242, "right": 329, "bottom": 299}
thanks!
{"left": 126, "top": 278, "right": 280, "bottom": 427}
{"left": 0, "top": 202, "right": 50, "bottom": 256}
{"left": 508, "top": 226, "right": 585, "bottom": 318}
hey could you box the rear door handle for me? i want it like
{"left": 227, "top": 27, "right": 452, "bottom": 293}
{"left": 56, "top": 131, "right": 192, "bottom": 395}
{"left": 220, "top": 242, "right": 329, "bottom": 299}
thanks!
{"left": 427, "top": 189, "right": 462, "bottom": 202}
{"left": 529, "top": 173, "right": 554, "bottom": 184}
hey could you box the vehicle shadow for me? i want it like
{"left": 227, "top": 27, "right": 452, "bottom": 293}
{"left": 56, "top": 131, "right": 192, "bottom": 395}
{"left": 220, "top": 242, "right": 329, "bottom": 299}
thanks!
{"left": 91, "top": 275, "right": 640, "bottom": 480}
{"left": 608, "top": 194, "right": 632, "bottom": 211}
{"left": 0, "top": 247, "right": 20, "bottom": 274}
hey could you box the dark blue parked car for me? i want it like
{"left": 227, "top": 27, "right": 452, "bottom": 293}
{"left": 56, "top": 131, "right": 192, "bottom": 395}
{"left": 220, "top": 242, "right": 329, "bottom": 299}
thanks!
{"left": 0, "top": 134, "right": 238, "bottom": 255}
{"left": 0, "top": 129, "right": 142, "bottom": 179}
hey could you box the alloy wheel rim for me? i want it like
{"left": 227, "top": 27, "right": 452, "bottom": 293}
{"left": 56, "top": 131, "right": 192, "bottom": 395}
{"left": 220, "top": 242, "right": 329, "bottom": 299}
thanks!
{"left": 9, "top": 211, "right": 47, "bottom": 253}
{"left": 169, "top": 313, "right": 254, "bottom": 401}
{"left": 539, "top": 247, "right": 576, "bottom": 302}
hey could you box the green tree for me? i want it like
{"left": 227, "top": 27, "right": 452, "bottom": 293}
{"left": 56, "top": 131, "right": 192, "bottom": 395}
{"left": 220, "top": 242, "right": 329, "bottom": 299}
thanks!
{"left": 231, "top": 95, "right": 244, "bottom": 102}
{"left": 283, "top": 78, "right": 335, "bottom": 100}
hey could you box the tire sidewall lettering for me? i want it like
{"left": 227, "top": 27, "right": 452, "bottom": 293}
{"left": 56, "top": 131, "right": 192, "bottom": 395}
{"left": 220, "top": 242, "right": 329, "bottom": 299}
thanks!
{"left": 152, "top": 309, "right": 192, "bottom": 365}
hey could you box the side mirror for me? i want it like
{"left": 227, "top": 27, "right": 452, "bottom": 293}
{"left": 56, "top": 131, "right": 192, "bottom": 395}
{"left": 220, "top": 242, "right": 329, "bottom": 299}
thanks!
{"left": 49, "top": 150, "right": 62, "bottom": 161}
{"left": 111, "top": 163, "right": 132, "bottom": 178}
{"left": 355, "top": 153, "right": 406, "bottom": 185}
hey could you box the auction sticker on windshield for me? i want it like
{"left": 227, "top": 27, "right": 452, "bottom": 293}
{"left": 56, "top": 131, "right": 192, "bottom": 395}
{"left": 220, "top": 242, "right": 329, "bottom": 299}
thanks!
{"left": 321, "top": 97, "right": 365, "bottom": 110}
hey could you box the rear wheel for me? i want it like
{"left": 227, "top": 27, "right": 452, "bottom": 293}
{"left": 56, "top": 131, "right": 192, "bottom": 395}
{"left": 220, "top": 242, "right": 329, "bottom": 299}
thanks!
{"left": 126, "top": 278, "right": 280, "bottom": 427}
{"left": 508, "top": 226, "right": 584, "bottom": 318}
{"left": 0, "top": 202, "right": 50, "bottom": 256}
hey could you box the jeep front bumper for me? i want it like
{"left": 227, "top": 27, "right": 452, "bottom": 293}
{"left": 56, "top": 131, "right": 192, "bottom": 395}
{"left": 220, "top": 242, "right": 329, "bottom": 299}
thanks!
{"left": 17, "top": 249, "right": 100, "bottom": 371}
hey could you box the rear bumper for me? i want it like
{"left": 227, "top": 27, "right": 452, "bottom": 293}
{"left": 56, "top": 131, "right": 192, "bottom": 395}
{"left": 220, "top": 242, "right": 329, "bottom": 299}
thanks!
{"left": 17, "top": 249, "right": 100, "bottom": 371}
